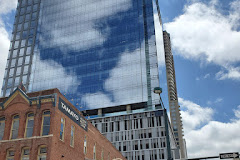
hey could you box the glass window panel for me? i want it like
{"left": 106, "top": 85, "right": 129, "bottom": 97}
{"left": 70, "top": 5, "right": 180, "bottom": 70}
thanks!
{"left": 60, "top": 118, "right": 65, "bottom": 141}
{"left": 38, "top": 146, "right": 47, "bottom": 160}
{"left": 23, "top": 65, "right": 29, "bottom": 74}
{"left": 19, "top": 48, "right": 25, "bottom": 56}
{"left": 32, "top": 12, "right": 37, "bottom": 20}
{"left": 11, "top": 59, "right": 16, "bottom": 67}
{"left": 22, "top": 0, "right": 26, "bottom": 6}
{"left": 5, "top": 88, "right": 11, "bottom": 96}
{"left": 26, "top": 6, "right": 32, "bottom": 13}
{"left": 25, "top": 14, "right": 30, "bottom": 21}
{"left": 29, "top": 28, "right": 35, "bottom": 36}
{"left": 14, "top": 41, "right": 19, "bottom": 49}
{"left": 43, "top": 116, "right": 50, "bottom": 125}
{"left": 6, "top": 150, "right": 15, "bottom": 160}
{"left": 28, "top": 0, "right": 33, "bottom": 5}
{"left": 18, "top": 57, "right": 23, "bottom": 66}
{"left": 25, "top": 56, "right": 30, "bottom": 64}
{"left": 4, "top": 69, "right": 8, "bottom": 78}
{"left": 19, "top": 15, "right": 24, "bottom": 23}
{"left": 21, "top": 39, "right": 26, "bottom": 47}
{"left": 31, "top": 21, "right": 36, "bottom": 28}
{"left": 40, "top": 147, "right": 47, "bottom": 154}
{"left": 25, "top": 113, "right": 34, "bottom": 138}
{"left": 16, "top": 67, "right": 22, "bottom": 76}
{"left": 22, "top": 148, "right": 30, "bottom": 160}
{"left": 33, "top": 4, "right": 38, "bottom": 11}
{"left": 9, "top": 69, "right": 14, "bottom": 77}
{"left": 22, "top": 30, "right": 28, "bottom": 39}
{"left": 24, "top": 22, "right": 29, "bottom": 30}
{"left": 84, "top": 136, "right": 87, "bottom": 154}
{"left": 12, "top": 49, "right": 18, "bottom": 58}
{"left": 11, "top": 115, "right": 19, "bottom": 139}
{"left": 70, "top": 125, "right": 74, "bottom": 147}
{"left": 26, "top": 46, "right": 32, "bottom": 54}
{"left": 41, "top": 111, "right": 50, "bottom": 136}
{"left": 28, "top": 38, "right": 33, "bottom": 45}
{"left": 16, "top": 32, "right": 21, "bottom": 40}
{"left": 20, "top": 7, "right": 25, "bottom": 15}
{"left": 22, "top": 75, "right": 28, "bottom": 84}
{"left": 17, "top": 24, "right": 23, "bottom": 31}
{"left": 0, "top": 117, "right": 5, "bottom": 140}
{"left": 8, "top": 51, "right": 11, "bottom": 58}
{"left": 15, "top": 76, "right": 20, "bottom": 85}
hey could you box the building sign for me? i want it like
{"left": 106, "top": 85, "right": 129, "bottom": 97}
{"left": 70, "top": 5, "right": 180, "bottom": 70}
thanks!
{"left": 59, "top": 98, "right": 88, "bottom": 131}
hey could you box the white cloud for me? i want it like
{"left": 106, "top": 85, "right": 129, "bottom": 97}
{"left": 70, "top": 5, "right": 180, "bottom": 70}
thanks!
{"left": 31, "top": 55, "right": 79, "bottom": 94}
{"left": 179, "top": 97, "right": 213, "bottom": 133}
{"left": 83, "top": 48, "right": 148, "bottom": 109}
{"left": 214, "top": 98, "right": 223, "bottom": 103}
{"left": 216, "top": 66, "right": 240, "bottom": 80}
{"left": 180, "top": 98, "right": 240, "bottom": 158}
{"left": 0, "top": 0, "right": 17, "bottom": 15}
{"left": 207, "top": 97, "right": 223, "bottom": 105}
{"left": 0, "top": 24, "right": 10, "bottom": 92}
{"left": 233, "top": 105, "right": 240, "bottom": 118}
{"left": 203, "top": 73, "right": 210, "bottom": 79}
{"left": 0, "top": 0, "right": 17, "bottom": 95}
{"left": 164, "top": 0, "right": 240, "bottom": 81}
{"left": 40, "top": 0, "right": 132, "bottom": 52}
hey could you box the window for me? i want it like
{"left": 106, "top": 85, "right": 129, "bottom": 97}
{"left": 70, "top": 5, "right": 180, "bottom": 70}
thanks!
{"left": 70, "top": 125, "right": 75, "bottom": 147}
{"left": 25, "top": 113, "right": 34, "bottom": 138}
{"left": 41, "top": 111, "right": 50, "bottom": 136}
{"left": 84, "top": 136, "right": 87, "bottom": 154}
{"left": 10, "top": 115, "right": 19, "bottom": 139}
{"left": 93, "top": 143, "right": 96, "bottom": 160}
{"left": 6, "top": 149, "right": 15, "bottom": 160}
{"left": 21, "top": 147, "right": 30, "bottom": 160}
{"left": 101, "top": 150, "right": 104, "bottom": 160}
{"left": 0, "top": 117, "right": 5, "bottom": 140}
{"left": 60, "top": 118, "right": 65, "bottom": 141}
{"left": 38, "top": 146, "right": 47, "bottom": 160}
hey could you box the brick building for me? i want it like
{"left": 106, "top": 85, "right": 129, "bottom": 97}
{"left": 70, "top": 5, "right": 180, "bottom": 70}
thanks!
{"left": 0, "top": 87, "right": 125, "bottom": 160}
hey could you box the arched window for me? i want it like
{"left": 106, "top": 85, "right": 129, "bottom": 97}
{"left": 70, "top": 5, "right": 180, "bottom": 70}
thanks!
{"left": 25, "top": 113, "right": 34, "bottom": 138}
{"left": 6, "top": 149, "right": 15, "bottom": 160}
{"left": 84, "top": 135, "right": 87, "bottom": 155}
{"left": 38, "top": 146, "right": 47, "bottom": 160}
{"left": 41, "top": 111, "right": 50, "bottom": 136}
{"left": 0, "top": 117, "right": 5, "bottom": 140}
{"left": 21, "top": 147, "right": 30, "bottom": 160}
{"left": 10, "top": 115, "right": 19, "bottom": 139}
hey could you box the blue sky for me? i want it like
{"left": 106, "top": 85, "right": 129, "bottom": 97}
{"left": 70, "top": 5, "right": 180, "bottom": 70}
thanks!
{"left": 0, "top": 0, "right": 239, "bottom": 158}
{"left": 157, "top": 0, "right": 240, "bottom": 157}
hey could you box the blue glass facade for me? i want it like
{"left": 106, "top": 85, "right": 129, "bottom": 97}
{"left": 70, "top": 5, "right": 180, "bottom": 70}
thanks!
{"left": 2, "top": 0, "right": 161, "bottom": 110}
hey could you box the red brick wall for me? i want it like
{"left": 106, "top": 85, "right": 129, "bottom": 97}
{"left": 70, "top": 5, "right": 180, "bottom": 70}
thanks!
{"left": 0, "top": 89, "right": 125, "bottom": 160}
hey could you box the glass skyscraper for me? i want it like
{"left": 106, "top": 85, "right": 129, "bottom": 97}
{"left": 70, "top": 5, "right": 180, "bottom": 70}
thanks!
{"left": 2, "top": 0, "right": 161, "bottom": 111}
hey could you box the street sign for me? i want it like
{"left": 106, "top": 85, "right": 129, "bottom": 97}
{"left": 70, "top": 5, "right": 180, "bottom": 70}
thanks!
{"left": 220, "top": 152, "right": 239, "bottom": 159}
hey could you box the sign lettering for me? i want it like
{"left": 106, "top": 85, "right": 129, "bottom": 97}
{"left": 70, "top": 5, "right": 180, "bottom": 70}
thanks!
{"left": 59, "top": 98, "right": 88, "bottom": 131}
